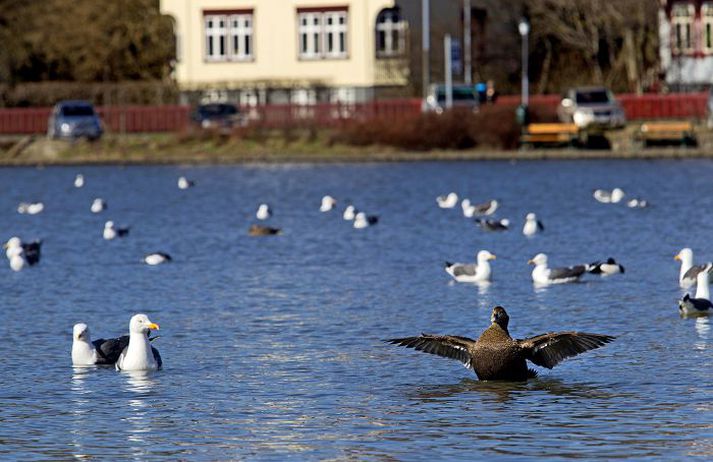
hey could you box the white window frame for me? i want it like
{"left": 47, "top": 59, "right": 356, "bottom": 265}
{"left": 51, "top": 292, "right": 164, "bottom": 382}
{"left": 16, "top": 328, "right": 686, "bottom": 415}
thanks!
{"left": 298, "top": 10, "right": 348, "bottom": 60}
{"left": 703, "top": 3, "right": 713, "bottom": 53}
{"left": 672, "top": 3, "right": 695, "bottom": 54}
{"left": 204, "top": 12, "right": 254, "bottom": 62}
{"left": 376, "top": 9, "right": 406, "bottom": 57}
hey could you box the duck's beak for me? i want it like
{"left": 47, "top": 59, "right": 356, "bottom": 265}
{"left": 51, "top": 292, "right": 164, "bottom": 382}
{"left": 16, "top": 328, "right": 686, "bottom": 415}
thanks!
{"left": 674, "top": 254, "right": 681, "bottom": 261}
{"left": 147, "top": 323, "right": 160, "bottom": 330}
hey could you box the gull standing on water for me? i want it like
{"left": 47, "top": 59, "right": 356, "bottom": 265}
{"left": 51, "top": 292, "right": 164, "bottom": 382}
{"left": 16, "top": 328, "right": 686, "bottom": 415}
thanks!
{"left": 386, "top": 306, "right": 614, "bottom": 381}
{"left": 522, "top": 213, "right": 544, "bottom": 236}
{"left": 115, "top": 314, "right": 162, "bottom": 371}
{"left": 444, "top": 250, "right": 496, "bottom": 283}
{"left": 675, "top": 248, "right": 712, "bottom": 288}
{"left": 679, "top": 265, "right": 713, "bottom": 315}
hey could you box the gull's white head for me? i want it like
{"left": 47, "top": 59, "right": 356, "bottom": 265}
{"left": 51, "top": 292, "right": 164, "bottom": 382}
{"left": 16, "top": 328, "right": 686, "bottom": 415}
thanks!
{"left": 675, "top": 248, "right": 693, "bottom": 264}
{"left": 611, "top": 188, "right": 625, "bottom": 202}
{"left": 129, "top": 314, "right": 160, "bottom": 335}
{"left": 4, "top": 236, "right": 21, "bottom": 249}
{"left": 528, "top": 253, "right": 548, "bottom": 266}
{"left": 500, "top": 218, "right": 510, "bottom": 227}
{"left": 73, "top": 323, "right": 90, "bottom": 341}
{"left": 477, "top": 250, "right": 496, "bottom": 262}
{"left": 355, "top": 212, "right": 366, "bottom": 221}
{"left": 526, "top": 213, "right": 536, "bottom": 220}
{"left": 105, "top": 221, "right": 114, "bottom": 229}
{"left": 461, "top": 199, "right": 471, "bottom": 208}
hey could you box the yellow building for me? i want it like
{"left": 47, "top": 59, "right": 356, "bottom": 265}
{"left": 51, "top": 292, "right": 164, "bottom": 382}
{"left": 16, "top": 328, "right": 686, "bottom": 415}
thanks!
{"left": 160, "top": 0, "right": 410, "bottom": 104}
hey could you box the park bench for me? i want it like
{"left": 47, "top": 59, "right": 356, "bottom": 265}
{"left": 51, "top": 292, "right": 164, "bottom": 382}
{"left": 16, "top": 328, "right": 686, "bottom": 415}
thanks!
{"left": 520, "top": 123, "right": 581, "bottom": 148}
{"left": 635, "top": 121, "right": 697, "bottom": 147}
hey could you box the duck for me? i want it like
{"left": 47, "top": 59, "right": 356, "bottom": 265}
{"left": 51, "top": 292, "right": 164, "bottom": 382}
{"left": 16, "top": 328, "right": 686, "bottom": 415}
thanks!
{"left": 320, "top": 195, "right": 337, "bottom": 212}
{"left": 675, "top": 248, "right": 712, "bottom": 288}
{"left": 588, "top": 258, "right": 625, "bottom": 276}
{"left": 386, "top": 306, "right": 614, "bottom": 381}
{"left": 476, "top": 218, "right": 509, "bottom": 232}
{"left": 249, "top": 224, "right": 281, "bottom": 236}
{"left": 103, "top": 221, "right": 130, "bottom": 240}
{"left": 522, "top": 213, "right": 544, "bottom": 236}
{"left": 444, "top": 250, "right": 496, "bottom": 283}
{"left": 143, "top": 252, "right": 172, "bottom": 266}
{"left": 353, "top": 212, "right": 378, "bottom": 229}
{"left": 679, "top": 265, "right": 713, "bottom": 315}
{"left": 91, "top": 198, "right": 107, "bottom": 213}
{"left": 178, "top": 176, "right": 195, "bottom": 190}
{"left": 115, "top": 314, "right": 162, "bottom": 371}
{"left": 256, "top": 204, "right": 272, "bottom": 220}
{"left": 528, "top": 253, "right": 591, "bottom": 285}
{"left": 74, "top": 174, "right": 85, "bottom": 188}
{"left": 437, "top": 192, "right": 459, "bottom": 209}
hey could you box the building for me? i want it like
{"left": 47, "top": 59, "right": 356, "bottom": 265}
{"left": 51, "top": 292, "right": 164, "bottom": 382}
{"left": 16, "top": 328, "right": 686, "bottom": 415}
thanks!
{"left": 659, "top": 0, "right": 713, "bottom": 90}
{"left": 160, "top": 1, "right": 522, "bottom": 105}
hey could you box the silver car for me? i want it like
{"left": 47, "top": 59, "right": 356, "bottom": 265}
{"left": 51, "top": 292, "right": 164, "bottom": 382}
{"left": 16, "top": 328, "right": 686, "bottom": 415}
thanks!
{"left": 422, "top": 84, "right": 479, "bottom": 114}
{"left": 47, "top": 100, "right": 103, "bottom": 140}
{"left": 557, "top": 87, "right": 626, "bottom": 130}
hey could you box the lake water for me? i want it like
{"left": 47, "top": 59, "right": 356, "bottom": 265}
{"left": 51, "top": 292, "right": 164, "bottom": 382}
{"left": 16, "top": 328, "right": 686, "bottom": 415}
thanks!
{"left": 0, "top": 160, "right": 712, "bottom": 460}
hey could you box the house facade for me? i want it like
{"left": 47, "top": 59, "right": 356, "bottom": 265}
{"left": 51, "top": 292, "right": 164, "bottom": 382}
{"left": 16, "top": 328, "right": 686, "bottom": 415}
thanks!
{"left": 659, "top": 0, "right": 713, "bottom": 90}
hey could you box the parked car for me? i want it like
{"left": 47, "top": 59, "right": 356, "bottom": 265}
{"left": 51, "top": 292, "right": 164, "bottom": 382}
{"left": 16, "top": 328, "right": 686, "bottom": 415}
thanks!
{"left": 557, "top": 87, "right": 626, "bottom": 130}
{"left": 47, "top": 100, "right": 103, "bottom": 140}
{"left": 422, "top": 84, "right": 479, "bottom": 114}
{"left": 191, "top": 103, "right": 246, "bottom": 129}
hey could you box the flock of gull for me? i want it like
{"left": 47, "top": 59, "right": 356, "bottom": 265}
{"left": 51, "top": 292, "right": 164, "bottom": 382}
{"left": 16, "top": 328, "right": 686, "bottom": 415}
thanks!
{"left": 3, "top": 172, "right": 707, "bottom": 381}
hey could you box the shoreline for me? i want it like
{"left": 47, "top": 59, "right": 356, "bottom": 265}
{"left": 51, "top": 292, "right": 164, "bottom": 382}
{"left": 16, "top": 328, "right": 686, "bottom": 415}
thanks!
{"left": 1, "top": 133, "right": 713, "bottom": 167}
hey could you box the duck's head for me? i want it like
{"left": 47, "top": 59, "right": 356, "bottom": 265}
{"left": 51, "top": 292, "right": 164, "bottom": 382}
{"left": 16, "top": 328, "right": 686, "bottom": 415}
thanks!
{"left": 129, "top": 314, "right": 160, "bottom": 335}
{"left": 490, "top": 306, "right": 509, "bottom": 329}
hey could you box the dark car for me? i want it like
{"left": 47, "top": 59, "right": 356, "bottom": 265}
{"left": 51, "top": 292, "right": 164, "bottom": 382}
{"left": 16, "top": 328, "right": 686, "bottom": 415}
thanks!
{"left": 191, "top": 103, "right": 245, "bottom": 129}
{"left": 47, "top": 100, "right": 103, "bottom": 140}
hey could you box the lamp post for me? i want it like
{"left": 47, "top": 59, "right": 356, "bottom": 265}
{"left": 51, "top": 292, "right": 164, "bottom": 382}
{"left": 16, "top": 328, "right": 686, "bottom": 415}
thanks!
{"left": 518, "top": 18, "right": 530, "bottom": 108}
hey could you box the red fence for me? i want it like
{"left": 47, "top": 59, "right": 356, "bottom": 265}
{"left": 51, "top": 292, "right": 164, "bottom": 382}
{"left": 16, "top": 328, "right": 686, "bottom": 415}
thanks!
{"left": 0, "top": 94, "right": 708, "bottom": 135}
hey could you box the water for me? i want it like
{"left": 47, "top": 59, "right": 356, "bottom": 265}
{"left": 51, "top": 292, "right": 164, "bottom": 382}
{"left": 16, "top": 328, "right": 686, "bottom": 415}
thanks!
{"left": 0, "top": 160, "right": 711, "bottom": 460}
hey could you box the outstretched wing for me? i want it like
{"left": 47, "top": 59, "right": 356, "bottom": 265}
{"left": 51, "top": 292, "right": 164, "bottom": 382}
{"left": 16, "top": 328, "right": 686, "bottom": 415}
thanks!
{"left": 518, "top": 332, "right": 615, "bottom": 369}
{"left": 386, "top": 334, "right": 476, "bottom": 370}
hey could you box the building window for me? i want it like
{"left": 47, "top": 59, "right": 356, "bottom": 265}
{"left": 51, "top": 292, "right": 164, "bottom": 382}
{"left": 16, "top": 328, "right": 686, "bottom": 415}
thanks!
{"left": 298, "top": 9, "right": 348, "bottom": 59}
{"left": 672, "top": 3, "right": 695, "bottom": 54}
{"left": 704, "top": 3, "right": 713, "bottom": 53}
{"left": 376, "top": 8, "right": 406, "bottom": 57}
{"left": 204, "top": 11, "right": 254, "bottom": 62}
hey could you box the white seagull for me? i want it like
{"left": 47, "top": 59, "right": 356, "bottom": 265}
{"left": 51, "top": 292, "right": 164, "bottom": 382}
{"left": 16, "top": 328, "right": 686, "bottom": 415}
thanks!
{"left": 103, "top": 221, "right": 130, "bottom": 240}
{"left": 74, "top": 174, "right": 85, "bottom": 188}
{"left": 529, "top": 253, "right": 590, "bottom": 285}
{"left": 91, "top": 198, "right": 107, "bottom": 213}
{"left": 343, "top": 205, "right": 357, "bottom": 221}
{"left": 444, "top": 250, "right": 496, "bottom": 283}
{"left": 437, "top": 192, "right": 459, "bottom": 209}
{"left": 320, "top": 195, "right": 337, "bottom": 212}
{"left": 17, "top": 202, "right": 44, "bottom": 215}
{"left": 256, "top": 204, "right": 272, "bottom": 220}
{"left": 679, "top": 265, "right": 713, "bottom": 315}
{"left": 178, "top": 176, "right": 195, "bottom": 190}
{"left": 522, "top": 213, "right": 544, "bottom": 236}
{"left": 461, "top": 199, "right": 476, "bottom": 218}
{"left": 675, "top": 248, "right": 712, "bottom": 289}
{"left": 143, "top": 252, "right": 172, "bottom": 266}
{"left": 354, "top": 212, "right": 378, "bottom": 229}
{"left": 115, "top": 314, "right": 162, "bottom": 371}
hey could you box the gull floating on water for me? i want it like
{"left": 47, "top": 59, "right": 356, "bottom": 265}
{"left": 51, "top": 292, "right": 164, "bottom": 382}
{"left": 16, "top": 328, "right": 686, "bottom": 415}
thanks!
{"left": 354, "top": 212, "right": 378, "bottom": 229}
{"left": 679, "top": 265, "right": 713, "bottom": 316}
{"left": 476, "top": 218, "right": 509, "bottom": 232}
{"left": 593, "top": 188, "right": 625, "bottom": 204}
{"left": 74, "top": 174, "right": 84, "bottom": 188}
{"left": 461, "top": 199, "right": 476, "bottom": 218}
{"left": 178, "top": 176, "right": 195, "bottom": 190}
{"left": 91, "top": 198, "right": 107, "bottom": 213}
{"left": 437, "top": 192, "right": 459, "bottom": 209}
{"left": 626, "top": 198, "right": 648, "bottom": 208}
{"left": 343, "top": 205, "right": 357, "bottom": 220}
{"left": 103, "top": 221, "right": 130, "bottom": 240}
{"left": 675, "top": 248, "right": 712, "bottom": 288}
{"left": 529, "top": 253, "right": 592, "bottom": 285}
{"left": 17, "top": 202, "right": 44, "bottom": 215}
{"left": 320, "top": 195, "right": 337, "bottom": 212}
{"left": 522, "top": 213, "right": 544, "bottom": 236}
{"left": 143, "top": 252, "right": 172, "bottom": 266}
{"left": 386, "top": 306, "right": 615, "bottom": 381}
{"left": 4, "top": 237, "right": 41, "bottom": 267}
{"left": 473, "top": 199, "right": 499, "bottom": 216}
{"left": 72, "top": 322, "right": 158, "bottom": 366}
{"left": 444, "top": 250, "right": 496, "bottom": 283}
{"left": 256, "top": 204, "right": 272, "bottom": 220}
{"left": 115, "top": 314, "right": 162, "bottom": 371}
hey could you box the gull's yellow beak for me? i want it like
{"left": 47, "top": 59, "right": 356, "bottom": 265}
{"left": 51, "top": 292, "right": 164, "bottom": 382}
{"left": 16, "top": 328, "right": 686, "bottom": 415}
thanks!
{"left": 2, "top": 243, "right": 8, "bottom": 249}
{"left": 674, "top": 254, "right": 681, "bottom": 261}
{"left": 489, "top": 254, "right": 497, "bottom": 260}
{"left": 527, "top": 259, "right": 534, "bottom": 265}
{"left": 147, "top": 323, "right": 160, "bottom": 330}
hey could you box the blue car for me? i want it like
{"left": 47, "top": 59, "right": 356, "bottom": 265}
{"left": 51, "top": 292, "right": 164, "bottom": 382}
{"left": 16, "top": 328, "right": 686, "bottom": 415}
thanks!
{"left": 47, "top": 100, "right": 103, "bottom": 140}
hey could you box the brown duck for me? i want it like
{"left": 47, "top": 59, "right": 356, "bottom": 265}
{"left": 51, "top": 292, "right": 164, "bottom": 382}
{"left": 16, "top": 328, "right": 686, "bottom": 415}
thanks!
{"left": 387, "top": 306, "right": 614, "bottom": 381}
{"left": 248, "top": 224, "right": 281, "bottom": 236}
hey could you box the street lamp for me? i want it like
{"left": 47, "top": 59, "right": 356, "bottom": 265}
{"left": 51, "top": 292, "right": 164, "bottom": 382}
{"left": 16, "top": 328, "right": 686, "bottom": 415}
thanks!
{"left": 518, "top": 18, "right": 530, "bottom": 108}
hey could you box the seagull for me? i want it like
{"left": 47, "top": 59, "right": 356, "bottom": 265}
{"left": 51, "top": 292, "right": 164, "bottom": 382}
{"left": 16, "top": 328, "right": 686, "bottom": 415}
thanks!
{"left": 593, "top": 188, "right": 625, "bottom": 204}
{"left": 3, "top": 237, "right": 41, "bottom": 266}
{"left": 528, "top": 253, "right": 591, "bottom": 285}
{"left": 475, "top": 218, "right": 509, "bottom": 231}
{"left": 473, "top": 199, "right": 499, "bottom": 216}
{"left": 72, "top": 323, "right": 159, "bottom": 366}
{"left": 74, "top": 174, "right": 85, "bottom": 188}
{"left": 437, "top": 192, "right": 459, "bottom": 209}
{"left": 143, "top": 252, "right": 172, "bottom": 266}
{"left": 178, "top": 176, "right": 195, "bottom": 190}
{"left": 679, "top": 265, "right": 713, "bottom": 315}
{"left": 8, "top": 250, "right": 25, "bottom": 272}
{"left": 343, "top": 205, "right": 357, "bottom": 221}
{"left": 249, "top": 224, "right": 281, "bottom": 236}
{"left": 522, "top": 213, "right": 544, "bottom": 236}
{"left": 17, "top": 202, "right": 44, "bottom": 215}
{"left": 588, "top": 258, "right": 625, "bottom": 276}
{"left": 103, "top": 221, "right": 130, "bottom": 240}
{"left": 626, "top": 198, "right": 648, "bottom": 208}
{"left": 91, "top": 198, "right": 107, "bottom": 213}
{"left": 386, "top": 306, "right": 614, "bottom": 381}
{"left": 461, "top": 199, "right": 476, "bottom": 218}
{"left": 256, "top": 204, "right": 272, "bottom": 220}
{"left": 354, "top": 212, "right": 378, "bottom": 229}
{"left": 444, "top": 250, "right": 496, "bottom": 283}
{"left": 675, "top": 248, "right": 712, "bottom": 288}
{"left": 115, "top": 314, "right": 162, "bottom": 371}
{"left": 320, "top": 195, "right": 337, "bottom": 212}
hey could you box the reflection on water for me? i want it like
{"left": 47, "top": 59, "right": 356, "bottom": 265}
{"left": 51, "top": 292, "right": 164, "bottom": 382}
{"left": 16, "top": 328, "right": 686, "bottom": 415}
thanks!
{"left": 694, "top": 317, "right": 710, "bottom": 351}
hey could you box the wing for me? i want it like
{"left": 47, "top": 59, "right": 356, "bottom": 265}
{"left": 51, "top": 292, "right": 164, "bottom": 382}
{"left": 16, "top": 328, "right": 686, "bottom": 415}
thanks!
{"left": 386, "top": 334, "right": 476, "bottom": 370}
{"left": 93, "top": 335, "right": 130, "bottom": 365}
{"left": 518, "top": 332, "right": 615, "bottom": 369}
{"left": 537, "top": 221, "right": 544, "bottom": 231}
{"left": 152, "top": 347, "right": 163, "bottom": 369}
{"left": 690, "top": 298, "right": 713, "bottom": 311}
{"left": 549, "top": 265, "right": 586, "bottom": 280}
{"left": 452, "top": 264, "right": 477, "bottom": 277}
{"left": 683, "top": 265, "right": 706, "bottom": 282}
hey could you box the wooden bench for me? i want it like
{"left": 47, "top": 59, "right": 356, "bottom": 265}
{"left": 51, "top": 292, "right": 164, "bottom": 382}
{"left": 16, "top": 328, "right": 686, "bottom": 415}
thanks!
{"left": 520, "top": 123, "right": 581, "bottom": 148}
{"left": 635, "top": 121, "right": 697, "bottom": 147}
